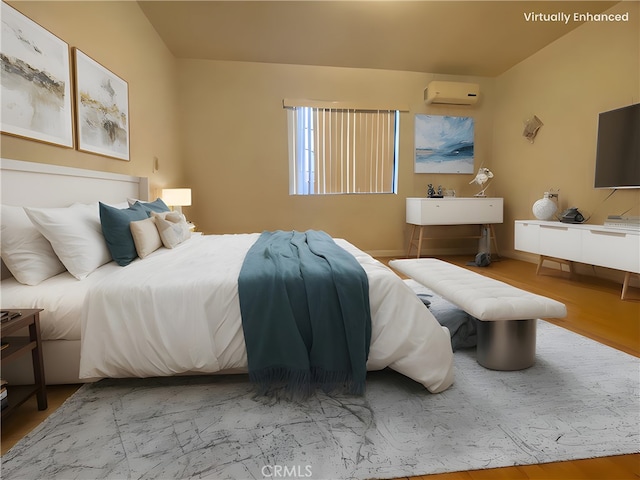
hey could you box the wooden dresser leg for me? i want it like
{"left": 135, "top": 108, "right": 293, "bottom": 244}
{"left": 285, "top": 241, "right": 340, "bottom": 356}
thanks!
{"left": 567, "top": 260, "right": 574, "bottom": 279}
{"left": 537, "top": 255, "right": 573, "bottom": 277}
{"left": 621, "top": 272, "right": 631, "bottom": 300}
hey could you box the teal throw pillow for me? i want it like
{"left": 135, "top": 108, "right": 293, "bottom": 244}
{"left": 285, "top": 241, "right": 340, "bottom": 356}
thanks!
{"left": 135, "top": 198, "right": 170, "bottom": 215}
{"left": 99, "top": 202, "right": 149, "bottom": 266}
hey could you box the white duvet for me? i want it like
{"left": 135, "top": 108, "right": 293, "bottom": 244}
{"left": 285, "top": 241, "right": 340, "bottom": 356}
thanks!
{"left": 79, "top": 234, "right": 454, "bottom": 393}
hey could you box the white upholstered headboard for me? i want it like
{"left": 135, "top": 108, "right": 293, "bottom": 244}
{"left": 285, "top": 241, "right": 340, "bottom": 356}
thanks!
{"left": 1, "top": 158, "right": 149, "bottom": 207}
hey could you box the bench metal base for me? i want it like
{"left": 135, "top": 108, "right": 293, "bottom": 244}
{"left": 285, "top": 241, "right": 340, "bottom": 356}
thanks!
{"left": 476, "top": 319, "right": 537, "bottom": 370}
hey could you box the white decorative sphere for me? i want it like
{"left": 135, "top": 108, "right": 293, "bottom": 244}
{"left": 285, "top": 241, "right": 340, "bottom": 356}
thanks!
{"left": 532, "top": 196, "right": 557, "bottom": 220}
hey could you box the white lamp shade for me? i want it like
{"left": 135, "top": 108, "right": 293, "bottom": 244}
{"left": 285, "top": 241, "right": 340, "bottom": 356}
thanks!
{"left": 161, "top": 188, "right": 192, "bottom": 207}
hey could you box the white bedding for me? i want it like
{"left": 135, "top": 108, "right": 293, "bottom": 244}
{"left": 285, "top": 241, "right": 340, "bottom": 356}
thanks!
{"left": 79, "top": 234, "right": 455, "bottom": 393}
{"left": 1, "top": 264, "right": 121, "bottom": 341}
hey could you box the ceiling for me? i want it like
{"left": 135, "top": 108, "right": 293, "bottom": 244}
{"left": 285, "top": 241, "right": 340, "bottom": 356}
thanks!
{"left": 138, "top": 1, "right": 618, "bottom": 77}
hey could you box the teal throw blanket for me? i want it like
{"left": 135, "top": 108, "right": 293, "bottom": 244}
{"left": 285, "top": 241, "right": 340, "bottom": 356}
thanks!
{"left": 238, "top": 230, "right": 371, "bottom": 396}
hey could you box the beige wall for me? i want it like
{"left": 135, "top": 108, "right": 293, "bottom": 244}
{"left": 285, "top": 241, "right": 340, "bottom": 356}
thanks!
{"left": 177, "top": 60, "right": 495, "bottom": 254}
{"left": 492, "top": 1, "right": 640, "bottom": 261}
{"left": 179, "top": 3, "right": 639, "bottom": 259}
{"left": 1, "top": 1, "right": 183, "bottom": 196}
{"left": 4, "top": 2, "right": 638, "bottom": 264}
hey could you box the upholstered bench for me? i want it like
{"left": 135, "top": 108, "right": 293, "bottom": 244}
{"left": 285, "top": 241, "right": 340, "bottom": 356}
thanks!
{"left": 389, "top": 259, "right": 567, "bottom": 370}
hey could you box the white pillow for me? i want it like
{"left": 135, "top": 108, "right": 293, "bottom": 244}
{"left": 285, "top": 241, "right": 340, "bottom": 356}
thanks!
{"left": 130, "top": 217, "right": 162, "bottom": 258}
{"left": 151, "top": 211, "right": 191, "bottom": 248}
{"left": 24, "top": 203, "right": 112, "bottom": 280}
{"left": 1, "top": 205, "right": 66, "bottom": 285}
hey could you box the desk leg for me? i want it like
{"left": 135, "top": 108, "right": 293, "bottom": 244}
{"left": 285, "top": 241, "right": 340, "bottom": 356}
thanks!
{"left": 407, "top": 224, "right": 417, "bottom": 258}
{"left": 489, "top": 224, "right": 500, "bottom": 258}
{"left": 416, "top": 226, "right": 424, "bottom": 258}
{"left": 29, "top": 313, "right": 47, "bottom": 410}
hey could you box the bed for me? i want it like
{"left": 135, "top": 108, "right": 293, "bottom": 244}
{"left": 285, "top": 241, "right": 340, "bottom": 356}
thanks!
{"left": 1, "top": 159, "right": 454, "bottom": 394}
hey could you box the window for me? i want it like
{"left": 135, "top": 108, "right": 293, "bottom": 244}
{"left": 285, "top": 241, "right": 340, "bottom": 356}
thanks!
{"left": 286, "top": 104, "right": 399, "bottom": 195}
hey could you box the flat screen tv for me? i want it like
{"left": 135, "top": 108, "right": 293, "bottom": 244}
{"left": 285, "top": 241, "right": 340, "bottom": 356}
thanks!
{"left": 594, "top": 103, "right": 640, "bottom": 189}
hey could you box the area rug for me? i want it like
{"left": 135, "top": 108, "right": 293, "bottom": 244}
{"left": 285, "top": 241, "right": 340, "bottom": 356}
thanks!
{"left": 3, "top": 321, "right": 638, "bottom": 480}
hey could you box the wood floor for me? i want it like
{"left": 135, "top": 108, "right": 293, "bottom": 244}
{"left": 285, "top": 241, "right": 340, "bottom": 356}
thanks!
{"left": 2, "top": 255, "right": 638, "bottom": 479}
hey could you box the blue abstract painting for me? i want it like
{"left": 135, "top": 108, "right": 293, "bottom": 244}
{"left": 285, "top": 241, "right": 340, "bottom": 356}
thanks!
{"left": 414, "top": 115, "right": 474, "bottom": 173}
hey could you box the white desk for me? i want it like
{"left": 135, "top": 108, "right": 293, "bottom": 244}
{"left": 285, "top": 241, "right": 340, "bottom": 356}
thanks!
{"left": 406, "top": 197, "right": 504, "bottom": 258}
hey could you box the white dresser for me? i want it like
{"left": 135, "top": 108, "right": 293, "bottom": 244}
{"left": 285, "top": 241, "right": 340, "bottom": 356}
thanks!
{"left": 406, "top": 197, "right": 503, "bottom": 257}
{"left": 515, "top": 220, "right": 640, "bottom": 299}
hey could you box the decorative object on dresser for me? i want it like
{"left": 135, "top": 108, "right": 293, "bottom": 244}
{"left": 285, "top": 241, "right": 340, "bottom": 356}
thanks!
{"left": 0, "top": 2, "right": 74, "bottom": 148}
{"left": 0, "top": 309, "right": 47, "bottom": 420}
{"left": 532, "top": 191, "right": 559, "bottom": 220}
{"left": 558, "top": 207, "right": 585, "bottom": 224}
{"left": 515, "top": 220, "right": 640, "bottom": 300}
{"left": 74, "top": 48, "right": 130, "bottom": 161}
{"left": 604, "top": 215, "right": 640, "bottom": 229}
{"left": 469, "top": 167, "right": 494, "bottom": 197}
{"left": 426, "top": 184, "right": 443, "bottom": 198}
{"left": 406, "top": 197, "right": 503, "bottom": 258}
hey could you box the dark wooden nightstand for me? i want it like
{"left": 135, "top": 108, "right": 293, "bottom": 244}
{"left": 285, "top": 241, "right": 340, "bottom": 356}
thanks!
{"left": 1, "top": 309, "right": 47, "bottom": 419}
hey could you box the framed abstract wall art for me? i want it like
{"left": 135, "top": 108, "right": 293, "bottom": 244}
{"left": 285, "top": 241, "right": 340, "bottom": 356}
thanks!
{"left": 74, "top": 48, "right": 129, "bottom": 161}
{"left": 1, "top": 2, "right": 74, "bottom": 148}
{"left": 414, "top": 114, "right": 474, "bottom": 174}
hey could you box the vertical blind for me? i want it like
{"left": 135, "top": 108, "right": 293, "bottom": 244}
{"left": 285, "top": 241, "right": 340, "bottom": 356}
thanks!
{"left": 287, "top": 106, "right": 399, "bottom": 195}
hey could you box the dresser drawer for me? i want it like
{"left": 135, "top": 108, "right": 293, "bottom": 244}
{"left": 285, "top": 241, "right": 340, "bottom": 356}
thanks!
{"left": 514, "top": 221, "right": 540, "bottom": 253}
{"left": 538, "top": 223, "right": 582, "bottom": 261}
{"left": 406, "top": 198, "right": 503, "bottom": 225}
{"left": 582, "top": 229, "right": 640, "bottom": 273}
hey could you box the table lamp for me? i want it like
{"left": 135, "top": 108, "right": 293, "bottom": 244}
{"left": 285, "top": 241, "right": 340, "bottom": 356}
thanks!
{"left": 161, "top": 188, "right": 192, "bottom": 214}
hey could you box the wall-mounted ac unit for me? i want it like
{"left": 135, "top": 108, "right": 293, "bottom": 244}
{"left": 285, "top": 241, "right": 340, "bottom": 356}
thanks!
{"left": 424, "top": 81, "right": 480, "bottom": 105}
